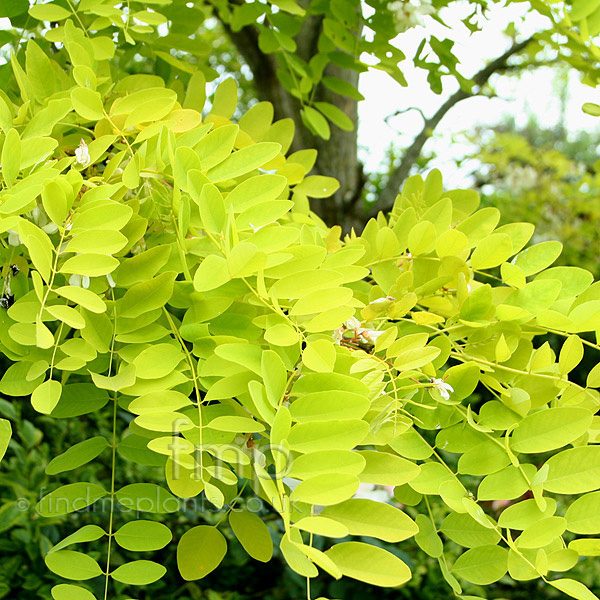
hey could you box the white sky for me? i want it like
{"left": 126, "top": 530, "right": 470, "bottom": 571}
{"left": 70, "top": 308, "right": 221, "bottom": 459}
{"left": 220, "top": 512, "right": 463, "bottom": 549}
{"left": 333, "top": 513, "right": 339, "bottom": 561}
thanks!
{"left": 358, "top": 1, "right": 600, "bottom": 184}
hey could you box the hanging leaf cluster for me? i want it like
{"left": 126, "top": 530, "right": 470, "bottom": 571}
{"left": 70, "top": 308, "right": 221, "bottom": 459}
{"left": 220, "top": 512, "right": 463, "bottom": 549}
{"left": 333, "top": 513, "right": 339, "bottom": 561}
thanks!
{"left": 0, "top": 10, "right": 599, "bottom": 600}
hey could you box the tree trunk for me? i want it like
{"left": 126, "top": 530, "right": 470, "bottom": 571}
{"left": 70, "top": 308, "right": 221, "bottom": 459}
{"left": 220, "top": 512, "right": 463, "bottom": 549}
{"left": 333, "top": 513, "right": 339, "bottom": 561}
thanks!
{"left": 308, "top": 63, "right": 365, "bottom": 231}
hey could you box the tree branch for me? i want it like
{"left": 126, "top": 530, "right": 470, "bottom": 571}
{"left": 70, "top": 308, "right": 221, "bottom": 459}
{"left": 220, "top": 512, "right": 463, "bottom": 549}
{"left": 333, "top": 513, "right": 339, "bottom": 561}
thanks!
{"left": 376, "top": 35, "right": 535, "bottom": 215}
{"left": 385, "top": 106, "right": 427, "bottom": 125}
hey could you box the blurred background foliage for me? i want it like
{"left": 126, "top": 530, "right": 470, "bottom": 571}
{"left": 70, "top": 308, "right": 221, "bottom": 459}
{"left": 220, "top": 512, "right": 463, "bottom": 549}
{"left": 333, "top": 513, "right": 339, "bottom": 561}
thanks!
{"left": 471, "top": 123, "right": 600, "bottom": 279}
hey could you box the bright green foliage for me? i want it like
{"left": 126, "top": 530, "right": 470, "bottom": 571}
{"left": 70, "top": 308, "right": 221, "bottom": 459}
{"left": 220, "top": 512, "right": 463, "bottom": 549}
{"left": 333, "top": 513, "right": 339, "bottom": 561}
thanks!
{"left": 0, "top": 418, "right": 11, "bottom": 462}
{"left": 229, "top": 509, "right": 274, "bottom": 562}
{"left": 0, "top": 10, "right": 600, "bottom": 600}
{"left": 177, "top": 526, "right": 228, "bottom": 581}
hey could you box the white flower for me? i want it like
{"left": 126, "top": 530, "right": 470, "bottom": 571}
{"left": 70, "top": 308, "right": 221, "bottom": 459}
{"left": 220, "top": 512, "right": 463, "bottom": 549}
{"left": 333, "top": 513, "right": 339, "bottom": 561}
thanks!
{"left": 30, "top": 205, "right": 58, "bottom": 233}
{"left": 332, "top": 327, "right": 344, "bottom": 345}
{"left": 75, "top": 139, "right": 91, "bottom": 167}
{"left": 106, "top": 273, "right": 116, "bottom": 288}
{"left": 7, "top": 230, "right": 22, "bottom": 246}
{"left": 69, "top": 273, "right": 90, "bottom": 289}
{"left": 360, "top": 329, "right": 385, "bottom": 343}
{"left": 430, "top": 377, "right": 454, "bottom": 401}
{"left": 345, "top": 317, "right": 362, "bottom": 330}
{"left": 504, "top": 164, "right": 537, "bottom": 192}
{"left": 388, "top": 0, "right": 433, "bottom": 33}
{"left": 336, "top": 317, "right": 384, "bottom": 345}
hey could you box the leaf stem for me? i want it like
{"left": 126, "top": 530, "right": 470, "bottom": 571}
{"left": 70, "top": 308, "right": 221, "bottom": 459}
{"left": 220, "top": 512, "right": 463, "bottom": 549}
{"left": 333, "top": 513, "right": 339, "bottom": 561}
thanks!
{"left": 103, "top": 289, "right": 118, "bottom": 600}
{"left": 163, "top": 308, "right": 204, "bottom": 470}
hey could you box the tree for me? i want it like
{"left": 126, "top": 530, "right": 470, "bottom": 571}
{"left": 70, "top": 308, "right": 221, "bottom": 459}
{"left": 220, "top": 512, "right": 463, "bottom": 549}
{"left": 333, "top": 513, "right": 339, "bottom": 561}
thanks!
{"left": 1, "top": 3, "right": 600, "bottom": 600}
